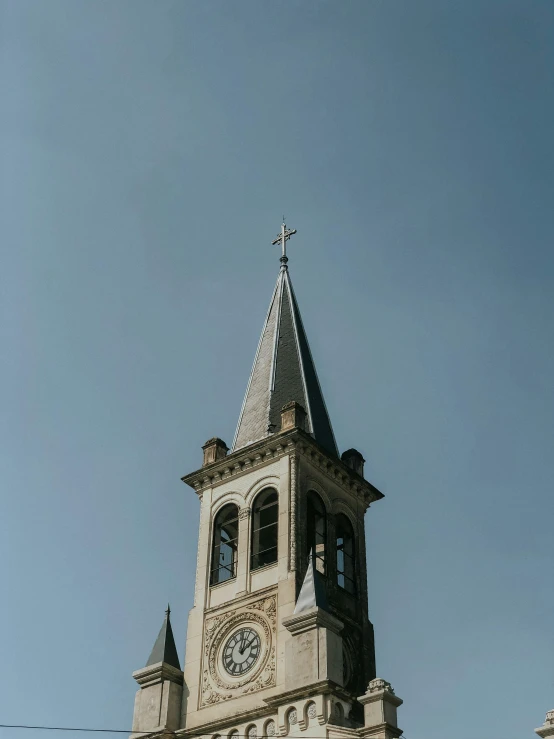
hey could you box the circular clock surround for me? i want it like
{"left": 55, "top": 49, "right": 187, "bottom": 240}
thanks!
{"left": 213, "top": 614, "right": 270, "bottom": 689}
{"left": 222, "top": 626, "right": 262, "bottom": 676}
{"left": 205, "top": 604, "right": 275, "bottom": 696}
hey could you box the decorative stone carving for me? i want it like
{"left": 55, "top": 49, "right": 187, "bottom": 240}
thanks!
{"left": 368, "top": 677, "right": 394, "bottom": 694}
{"left": 546, "top": 711, "right": 554, "bottom": 724}
{"left": 307, "top": 704, "right": 317, "bottom": 719}
{"left": 201, "top": 595, "right": 277, "bottom": 705}
{"left": 247, "top": 726, "right": 257, "bottom": 739}
{"left": 265, "top": 721, "right": 276, "bottom": 737}
{"left": 288, "top": 709, "right": 298, "bottom": 725}
{"left": 289, "top": 454, "right": 297, "bottom": 571}
{"left": 239, "top": 507, "right": 251, "bottom": 520}
{"left": 201, "top": 669, "right": 232, "bottom": 704}
{"left": 249, "top": 595, "right": 277, "bottom": 622}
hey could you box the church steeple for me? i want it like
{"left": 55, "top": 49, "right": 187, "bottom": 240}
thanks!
{"left": 232, "top": 230, "right": 338, "bottom": 457}
{"left": 132, "top": 222, "right": 398, "bottom": 739}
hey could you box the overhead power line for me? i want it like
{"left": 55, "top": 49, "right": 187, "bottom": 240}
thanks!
{"left": 0, "top": 726, "right": 407, "bottom": 739}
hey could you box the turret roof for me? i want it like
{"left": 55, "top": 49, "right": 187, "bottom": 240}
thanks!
{"left": 146, "top": 606, "right": 181, "bottom": 670}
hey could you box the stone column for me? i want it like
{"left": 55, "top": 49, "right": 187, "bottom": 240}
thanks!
{"left": 536, "top": 710, "right": 554, "bottom": 739}
{"left": 358, "top": 678, "right": 403, "bottom": 739}
{"left": 132, "top": 662, "right": 184, "bottom": 734}
{"left": 235, "top": 507, "right": 251, "bottom": 596}
{"left": 282, "top": 606, "right": 344, "bottom": 690}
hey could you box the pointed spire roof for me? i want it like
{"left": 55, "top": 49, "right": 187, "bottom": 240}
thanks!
{"left": 232, "top": 264, "right": 338, "bottom": 457}
{"left": 146, "top": 605, "right": 181, "bottom": 670}
{"left": 294, "top": 551, "right": 329, "bottom": 614}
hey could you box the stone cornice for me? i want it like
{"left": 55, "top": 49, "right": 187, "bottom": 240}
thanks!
{"left": 327, "top": 727, "right": 360, "bottom": 739}
{"left": 358, "top": 690, "right": 403, "bottom": 708}
{"left": 204, "top": 583, "right": 277, "bottom": 616}
{"left": 282, "top": 607, "right": 344, "bottom": 635}
{"left": 181, "top": 429, "right": 384, "bottom": 509}
{"left": 263, "top": 679, "right": 353, "bottom": 707}
{"left": 132, "top": 661, "right": 184, "bottom": 687}
{"left": 358, "top": 724, "right": 403, "bottom": 739}
{"left": 175, "top": 705, "right": 274, "bottom": 738}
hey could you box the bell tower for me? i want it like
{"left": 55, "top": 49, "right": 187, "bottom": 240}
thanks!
{"left": 131, "top": 225, "right": 403, "bottom": 739}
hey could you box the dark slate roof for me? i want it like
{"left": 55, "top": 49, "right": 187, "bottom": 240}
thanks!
{"left": 146, "top": 606, "right": 181, "bottom": 670}
{"left": 232, "top": 265, "right": 339, "bottom": 457}
{"left": 294, "top": 551, "right": 329, "bottom": 614}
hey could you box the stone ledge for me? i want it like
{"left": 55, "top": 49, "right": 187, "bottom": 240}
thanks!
{"left": 358, "top": 691, "right": 403, "bottom": 708}
{"left": 264, "top": 679, "right": 352, "bottom": 707}
{"left": 175, "top": 706, "right": 275, "bottom": 738}
{"left": 133, "top": 661, "right": 184, "bottom": 687}
{"left": 282, "top": 606, "right": 344, "bottom": 636}
{"left": 358, "top": 723, "right": 403, "bottom": 739}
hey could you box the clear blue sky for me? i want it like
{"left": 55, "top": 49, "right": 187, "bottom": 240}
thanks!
{"left": 1, "top": 2, "right": 553, "bottom": 738}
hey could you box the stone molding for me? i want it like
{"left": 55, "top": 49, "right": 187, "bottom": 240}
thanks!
{"left": 358, "top": 687, "right": 403, "bottom": 709}
{"left": 175, "top": 707, "right": 276, "bottom": 739}
{"left": 264, "top": 679, "right": 352, "bottom": 707}
{"left": 359, "top": 723, "right": 403, "bottom": 739}
{"left": 182, "top": 429, "right": 383, "bottom": 510}
{"left": 282, "top": 607, "right": 344, "bottom": 636}
{"left": 174, "top": 691, "right": 356, "bottom": 739}
{"left": 244, "top": 475, "right": 281, "bottom": 506}
{"left": 133, "top": 661, "right": 184, "bottom": 688}
{"left": 173, "top": 695, "right": 333, "bottom": 739}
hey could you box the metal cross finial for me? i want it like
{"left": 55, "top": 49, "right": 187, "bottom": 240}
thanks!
{"left": 272, "top": 222, "right": 297, "bottom": 267}
{"left": 165, "top": 603, "right": 171, "bottom": 618}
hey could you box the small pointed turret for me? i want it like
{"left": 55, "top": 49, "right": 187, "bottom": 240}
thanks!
{"left": 232, "top": 254, "right": 338, "bottom": 457}
{"left": 294, "top": 550, "right": 329, "bottom": 614}
{"left": 282, "top": 553, "right": 344, "bottom": 692}
{"left": 132, "top": 606, "right": 184, "bottom": 733}
{"left": 146, "top": 603, "right": 181, "bottom": 669}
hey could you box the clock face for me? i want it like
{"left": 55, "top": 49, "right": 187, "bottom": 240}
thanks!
{"left": 222, "top": 627, "right": 261, "bottom": 676}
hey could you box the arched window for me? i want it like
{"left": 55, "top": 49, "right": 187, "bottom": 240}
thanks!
{"left": 210, "top": 503, "right": 239, "bottom": 585}
{"left": 307, "top": 491, "right": 327, "bottom": 574}
{"left": 336, "top": 514, "right": 355, "bottom": 594}
{"left": 251, "top": 488, "right": 278, "bottom": 571}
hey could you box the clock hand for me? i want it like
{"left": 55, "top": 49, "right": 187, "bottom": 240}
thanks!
{"left": 238, "top": 633, "right": 247, "bottom": 654}
{"left": 239, "top": 632, "right": 255, "bottom": 655}
{"left": 242, "top": 637, "right": 256, "bottom": 652}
